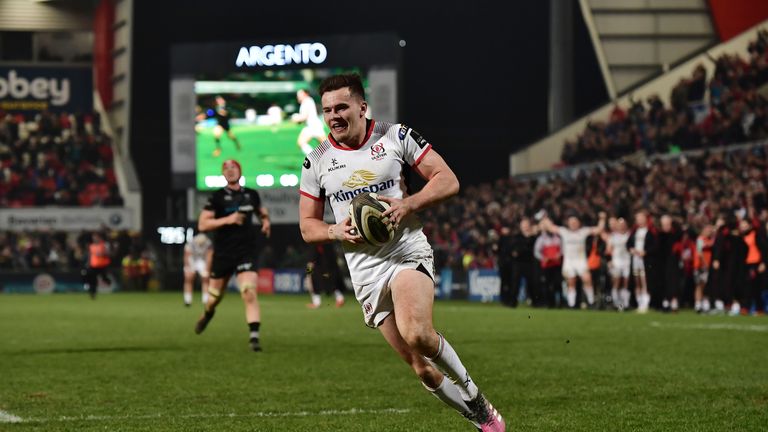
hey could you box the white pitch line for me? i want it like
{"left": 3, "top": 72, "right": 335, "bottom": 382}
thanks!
{"left": 650, "top": 321, "right": 768, "bottom": 333}
{"left": 0, "top": 410, "right": 23, "bottom": 423}
{"left": 14, "top": 407, "right": 411, "bottom": 424}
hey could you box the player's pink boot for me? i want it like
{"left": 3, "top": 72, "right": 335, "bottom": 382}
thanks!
{"left": 467, "top": 393, "right": 506, "bottom": 432}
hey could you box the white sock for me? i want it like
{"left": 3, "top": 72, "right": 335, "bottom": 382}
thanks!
{"left": 300, "top": 143, "right": 313, "bottom": 154}
{"left": 695, "top": 301, "right": 702, "bottom": 310}
{"left": 311, "top": 294, "right": 322, "bottom": 306}
{"left": 702, "top": 298, "right": 711, "bottom": 311}
{"left": 423, "top": 377, "right": 476, "bottom": 425}
{"left": 670, "top": 298, "right": 678, "bottom": 311}
{"left": 334, "top": 290, "right": 344, "bottom": 302}
{"left": 202, "top": 292, "right": 209, "bottom": 304}
{"left": 611, "top": 288, "right": 618, "bottom": 303}
{"left": 184, "top": 292, "right": 192, "bottom": 304}
{"left": 643, "top": 293, "right": 651, "bottom": 309}
{"left": 715, "top": 300, "right": 724, "bottom": 311}
{"left": 428, "top": 333, "right": 479, "bottom": 401}
{"left": 662, "top": 299, "right": 670, "bottom": 309}
{"left": 619, "top": 288, "right": 630, "bottom": 309}
{"left": 584, "top": 286, "right": 594, "bottom": 305}
{"left": 567, "top": 290, "right": 577, "bottom": 308}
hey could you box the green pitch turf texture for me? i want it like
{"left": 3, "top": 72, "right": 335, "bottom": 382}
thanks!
{"left": 196, "top": 122, "right": 326, "bottom": 190}
{"left": 1, "top": 293, "right": 766, "bottom": 431}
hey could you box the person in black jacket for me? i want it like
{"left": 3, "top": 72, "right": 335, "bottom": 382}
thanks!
{"left": 656, "top": 215, "right": 683, "bottom": 312}
{"left": 508, "top": 218, "right": 538, "bottom": 307}
{"left": 711, "top": 214, "right": 746, "bottom": 315}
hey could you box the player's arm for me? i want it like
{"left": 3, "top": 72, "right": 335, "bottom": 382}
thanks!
{"left": 589, "top": 212, "right": 608, "bottom": 235}
{"left": 205, "top": 247, "right": 213, "bottom": 270}
{"left": 259, "top": 206, "right": 271, "bottom": 238}
{"left": 198, "top": 209, "right": 243, "bottom": 232}
{"left": 291, "top": 111, "right": 308, "bottom": 123}
{"left": 299, "top": 195, "right": 361, "bottom": 244}
{"left": 380, "top": 149, "right": 458, "bottom": 225}
{"left": 540, "top": 217, "right": 560, "bottom": 234}
{"left": 183, "top": 246, "right": 191, "bottom": 271}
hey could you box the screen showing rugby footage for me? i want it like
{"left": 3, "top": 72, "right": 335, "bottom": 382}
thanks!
{"left": 170, "top": 34, "right": 401, "bottom": 191}
{"left": 193, "top": 68, "right": 366, "bottom": 191}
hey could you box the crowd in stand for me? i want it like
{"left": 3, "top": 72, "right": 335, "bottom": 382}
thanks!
{"left": 561, "top": 29, "right": 768, "bottom": 165}
{"left": 423, "top": 143, "right": 768, "bottom": 314}
{"left": 0, "top": 110, "right": 122, "bottom": 207}
{"left": 0, "top": 229, "right": 144, "bottom": 271}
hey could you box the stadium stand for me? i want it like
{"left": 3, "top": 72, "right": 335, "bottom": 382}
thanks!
{"left": 562, "top": 30, "right": 768, "bottom": 165}
{"left": 561, "top": 29, "right": 768, "bottom": 165}
{"left": 0, "top": 111, "right": 122, "bottom": 207}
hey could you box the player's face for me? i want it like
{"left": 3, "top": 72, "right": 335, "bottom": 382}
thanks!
{"left": 635, "top": 212, "right": 647, "bottom": 226}
{"left": 567, "top": 217, "right": 580, "bottom": 230}
{"left": 222, "top": 164, "right": 241, "bottom": 185}
{"left": 321, "top": 87, "right": 367, "bottom": 145}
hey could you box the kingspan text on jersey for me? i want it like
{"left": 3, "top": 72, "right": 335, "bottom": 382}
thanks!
{"left": 331, "top": 179, "right": 396, "bottom": 203}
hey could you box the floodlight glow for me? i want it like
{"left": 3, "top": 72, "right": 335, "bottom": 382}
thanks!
{"left": 279, "top": 174, "right": 299, "bottom": 187}
{"left": 256, "top": 174, "right": 275, "bottom": 187}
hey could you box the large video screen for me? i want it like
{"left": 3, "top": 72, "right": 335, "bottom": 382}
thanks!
{"left": 170, "top": 34, "right": 401, "bottom": 191}
{"left": 193, "top": 68, "right": 365, "bottom": 191}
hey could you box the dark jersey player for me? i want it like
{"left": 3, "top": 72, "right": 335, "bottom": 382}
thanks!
{"left": 194, "top": 159, "right": 271, "bottom": 352}
{"left": 212, "top": 95, "right": 241, "bottom": 157}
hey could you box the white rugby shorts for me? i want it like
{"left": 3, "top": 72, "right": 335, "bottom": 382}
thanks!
{"left": 353, "top": 248, "right": 435, "bottom": 328}
{"left": 184, "top": 258, "right": 209, "bottom": 277}
{"left": 609, "top": 260, "right": 630, "bottom": 279}
{"left": 561, "top": 258, "right": 588, "bottom": 279}
{"left": 631, "top": 255, "right": 645, "bottom": 276}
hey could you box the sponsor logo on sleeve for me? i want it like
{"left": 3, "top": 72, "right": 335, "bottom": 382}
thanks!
{"left": 409, "top": 129, "right": 429, "bottom": 149}
{"left": 303, "top": 157, "right": 311, "bottom": 169}
{"left": 398, "top": 124, "right": 409, "bottom": 141}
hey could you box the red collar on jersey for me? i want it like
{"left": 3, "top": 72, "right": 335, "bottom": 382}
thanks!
{"left": 328, "top": 119, "right": 375, "bottom": 151}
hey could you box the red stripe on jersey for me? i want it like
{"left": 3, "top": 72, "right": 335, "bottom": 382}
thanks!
{"left": 299, "top": 190, "right": 322, "bottom": 201}
{"left": 413, "top": 144, "right": 432, "bottom": 167}
{"left": 329, "top": 120, "right": 376, "bottom": 151}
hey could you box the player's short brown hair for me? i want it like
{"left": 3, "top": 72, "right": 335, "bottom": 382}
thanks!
{"left": 319, "top": 73, "right": 365, "bottom": 100}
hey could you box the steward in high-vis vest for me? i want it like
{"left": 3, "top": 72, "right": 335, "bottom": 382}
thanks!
{"left": 84, "top": 231, "right": 112, "bottom": 299}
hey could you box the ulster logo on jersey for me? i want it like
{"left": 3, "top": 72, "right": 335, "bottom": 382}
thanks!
{"left": 342, "top": 170, "right": 377, "bottom": 188}
{"left": 370, "top": 142, "right": 387, "bottom": 161}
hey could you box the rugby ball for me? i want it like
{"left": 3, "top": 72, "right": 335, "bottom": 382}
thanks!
{"left": 348, "top": 192, "right": 395, "bottom": 246}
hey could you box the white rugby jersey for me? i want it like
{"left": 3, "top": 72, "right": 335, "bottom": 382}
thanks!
{"left": 633, "top": 227, "right": 648, "bottom": 252}
{"left": 558, "top": 227, "right": 592, "bottom": 262}
{"left": 185, "top": 234, "right": 212, "bottom": 262}
{"left": 300, "top": 97, "right": 324, "bottom": 131}
{"left": 300, "top": 120, "right": 433, "bottom": 285}
{"left": 609, "top": 232, "right": 630, "bottom": 265}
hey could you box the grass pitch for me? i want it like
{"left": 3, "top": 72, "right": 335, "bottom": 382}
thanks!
{"left": 0, "top": 293, "right": 766, "bottom": 431}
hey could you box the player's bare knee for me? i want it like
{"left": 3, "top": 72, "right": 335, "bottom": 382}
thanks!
{"left": 239, "top": 283, "right": 257, "bottom": 300}
{"left": 208, "top": 286, "right": 222, "bottom": 299}
{"left": 401, "top": 327, "right": 436, "bottom": 354}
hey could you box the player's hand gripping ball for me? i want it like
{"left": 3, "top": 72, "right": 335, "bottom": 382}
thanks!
{"left": 348, "top": 192, "right": 395, "bottom": 246}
